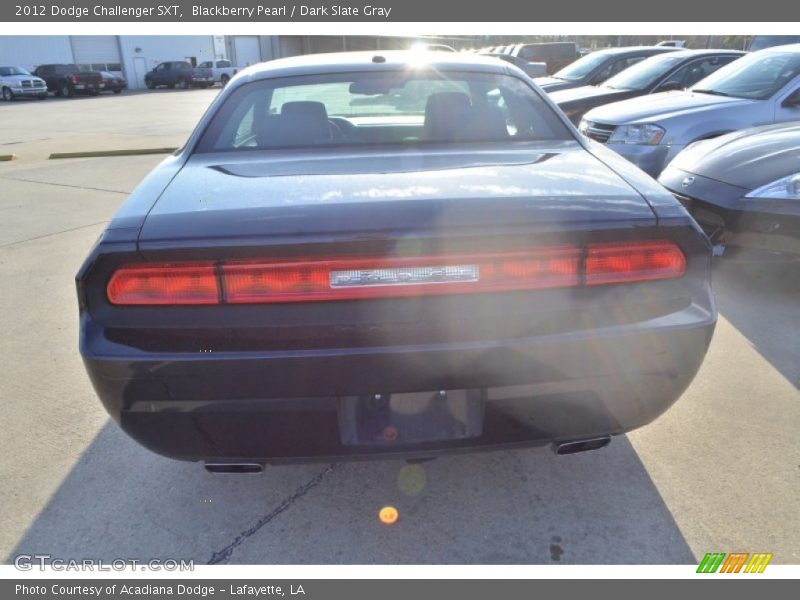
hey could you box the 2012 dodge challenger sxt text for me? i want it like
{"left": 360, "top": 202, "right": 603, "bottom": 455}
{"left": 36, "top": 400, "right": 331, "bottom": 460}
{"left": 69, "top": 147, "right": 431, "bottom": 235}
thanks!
{"left": 77, "top": 52, "right": 716, "bottom": 470}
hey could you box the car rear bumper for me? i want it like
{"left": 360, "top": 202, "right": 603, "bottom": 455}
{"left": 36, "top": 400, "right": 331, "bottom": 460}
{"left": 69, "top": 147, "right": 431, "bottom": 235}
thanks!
{"left": 82, "top": 303, "right": 715, "bottom": 463}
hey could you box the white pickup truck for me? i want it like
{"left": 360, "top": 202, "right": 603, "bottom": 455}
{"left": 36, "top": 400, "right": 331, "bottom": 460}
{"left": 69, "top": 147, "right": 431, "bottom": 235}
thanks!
{"left": 197, "top": 59, "right": 239, "bottom": 86}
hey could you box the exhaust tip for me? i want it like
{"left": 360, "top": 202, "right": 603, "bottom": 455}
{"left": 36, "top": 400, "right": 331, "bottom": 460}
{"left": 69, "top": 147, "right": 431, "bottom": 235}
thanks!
{"left": 204, "top": 463, "right": 264, "bottom": 474}
{"left": 552, "top": 436, "right": 611, "bottom": 456}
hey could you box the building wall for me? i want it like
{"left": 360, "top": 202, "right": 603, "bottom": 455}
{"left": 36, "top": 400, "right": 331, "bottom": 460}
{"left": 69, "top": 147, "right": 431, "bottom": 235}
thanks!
{"left": 0, "top": 36, "right": 74, "bottom": 71}
{"left": 118, "top": 36, "right": 217, "bottom": 89}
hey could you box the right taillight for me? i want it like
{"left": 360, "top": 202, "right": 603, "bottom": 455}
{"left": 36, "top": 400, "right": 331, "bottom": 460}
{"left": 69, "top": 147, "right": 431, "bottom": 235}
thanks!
{"left": 585, "top": 241, "right": 687, "bottom": 286}
{"left": 105, "top": 241, "right": 686, "bottom": 306}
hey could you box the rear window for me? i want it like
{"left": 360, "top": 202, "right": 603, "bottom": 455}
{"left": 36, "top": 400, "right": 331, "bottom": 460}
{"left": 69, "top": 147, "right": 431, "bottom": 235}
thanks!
{"left": 196, "top": 70, "right": 572, "bottom": 152}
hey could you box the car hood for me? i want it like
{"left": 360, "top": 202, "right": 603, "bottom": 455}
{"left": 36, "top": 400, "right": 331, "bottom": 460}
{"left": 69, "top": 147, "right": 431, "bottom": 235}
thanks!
{"left": 584, "top": 90, "right": 754, "bottom": 124}
{"left": 533, "top": 77, "right": 570, "bottom": 90}
{"left": 670, "top": 122, "right": 800, "bottom": 189}
{"left": 1, "top": 74, "right": 43, "bottom": 83}
{"left": 549, "top": 85, "right": 629, "bottom": 105}
{"left": 138, "top": 142, "right": 656, "bottom": 245}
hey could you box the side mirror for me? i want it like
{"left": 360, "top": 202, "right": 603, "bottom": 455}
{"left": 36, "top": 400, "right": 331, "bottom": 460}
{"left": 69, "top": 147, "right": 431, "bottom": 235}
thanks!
{"left": 782, "top": 89, "right": 800, "bottom": 108}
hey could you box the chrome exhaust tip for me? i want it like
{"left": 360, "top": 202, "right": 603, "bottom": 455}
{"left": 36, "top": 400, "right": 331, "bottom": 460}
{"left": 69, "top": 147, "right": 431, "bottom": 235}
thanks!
{"left": 204, "top": 463, "right": 264, "bottom": 474}
{"left": 552, "top": 436, "right": 611, "bottom": 455}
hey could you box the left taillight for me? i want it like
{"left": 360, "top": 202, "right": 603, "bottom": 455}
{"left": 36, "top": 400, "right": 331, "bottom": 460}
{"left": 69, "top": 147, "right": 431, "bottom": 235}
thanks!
{"left": 106, "top": 263, "right": 219, "bottom": 305}
{"left": 105, "top": 241, "right": 686, "bottom": 306}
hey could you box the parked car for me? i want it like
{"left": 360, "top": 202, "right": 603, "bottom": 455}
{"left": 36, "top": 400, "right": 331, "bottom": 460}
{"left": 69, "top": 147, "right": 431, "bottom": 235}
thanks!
{"left": 99, "top": 71, "right": 127, "bottom": 94}
{"left": 32, "top": 64, "right": 103, "bottom": 97}
{"left": 552, "top": 49, "right": 744, "bottom": 125}
{"left": 197, "top": 59, "right": 238, "bottom": 86}
{"left": 144, "top": 61, "right": 214, "bottom": 90}
{"left": 657, "top": 40, "right": 687, "bottom": 48}
{"left": 659, "top": 123, "right": 800, "bottom": 258}
{"left": 748, "top": 36, "right": 800, "bottom": 52}
{"left": 411, "top": 43, "right": 457, "bottom": 53}
{"left": 579, "top": 45, "right": 800, "bottom": 177}
{"left": 0, "top": 66, "right": 47, "bottom": 100}
{"left": 481, "top": 53, "right": 547, "bottom": 77}
{"left": 534, "top": 46, "right": 679, "bottom": 93}
{"left": 510, "top": 42, "right": 580, "bottom": 74}
{"left": 76, "top": 51, "right": 715, "bottom": 468}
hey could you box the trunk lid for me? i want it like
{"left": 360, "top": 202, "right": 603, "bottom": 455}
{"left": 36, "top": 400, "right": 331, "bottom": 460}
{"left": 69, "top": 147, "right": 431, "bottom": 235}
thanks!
{"left": 138, "top": 141, "right": 657, "bottom": 253}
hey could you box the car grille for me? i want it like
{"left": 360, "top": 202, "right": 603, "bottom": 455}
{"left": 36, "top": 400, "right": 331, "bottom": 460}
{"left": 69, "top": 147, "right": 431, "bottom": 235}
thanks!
{"left": 19, "top": 80, "right": 45, "bottom": 88}
{"left": 582, "top": 121, "right": 617, "bottom": 143}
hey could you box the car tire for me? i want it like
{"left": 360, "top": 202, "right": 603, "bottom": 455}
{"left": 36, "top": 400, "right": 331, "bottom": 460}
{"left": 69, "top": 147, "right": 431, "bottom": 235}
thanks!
{"left": 220, "top": 74, "right": 229, "bottom": 86}
{"left": 60, "top": 81, "right": 73, "bottom": 98}
{"left": 113, "top": 89, "right": 122, "bottom": 94}
{"left": 176, "top": 77, "right": 188, "bottom": 90}
{"left": 1, "top": 86, "right": 13, "bottom": 101}
{"left": 38, "top": 94, "right": 47, "bottom": 100}
{"left": 145, "top": 79, "right": 155, "bottom": 90}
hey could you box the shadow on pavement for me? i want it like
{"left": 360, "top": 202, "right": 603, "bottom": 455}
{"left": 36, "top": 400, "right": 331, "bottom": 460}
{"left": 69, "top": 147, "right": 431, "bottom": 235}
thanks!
{"left": 712, "top": 259, "right": 800, "bottom": 389}
{"left": 9, "top": 421, "right": 694, "bottom": 565}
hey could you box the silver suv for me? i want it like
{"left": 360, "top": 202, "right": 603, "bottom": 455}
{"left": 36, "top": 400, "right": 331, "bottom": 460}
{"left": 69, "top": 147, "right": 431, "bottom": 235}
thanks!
{"left": 579, "top": 44, "right": 800, "bottom": 177}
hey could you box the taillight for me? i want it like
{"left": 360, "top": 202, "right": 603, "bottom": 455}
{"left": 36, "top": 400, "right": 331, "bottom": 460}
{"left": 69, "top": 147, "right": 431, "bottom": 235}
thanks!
{"left": 222, "top": 248, "right": 581, "bottom": 304}
{"left": 107, "top": 263, "right": 218, "bottom": 305}
{"left": 585, "top": 241, "right": 686, "bottom": 286}
{"left": 71, "top": 74, "right": 78, "bottom": 83}
{"left": 106, "top": 241, "right": 685, "bottom": 305}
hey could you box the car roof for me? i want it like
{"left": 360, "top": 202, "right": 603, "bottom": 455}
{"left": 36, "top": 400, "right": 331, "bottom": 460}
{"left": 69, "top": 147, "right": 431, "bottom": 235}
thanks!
{"left": 589, "top": 46, "right": 677, "bottom": 55}
{"left": 661, "top": 49, "right": 746, "bottom": 59}
{"left": 757, "top": 43, "right": 800, "bottom": 53}
{"left": 238, "top": 50, "right": 510, "bottom": 81}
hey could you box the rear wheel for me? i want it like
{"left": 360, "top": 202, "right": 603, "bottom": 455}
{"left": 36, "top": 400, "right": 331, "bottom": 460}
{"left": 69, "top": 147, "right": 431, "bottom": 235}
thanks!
{"left": 176, "top": 77, "right": 188, "bottom": 90}
{"left": 1, "top": 87, "right": 13, "bottom": 101}
{"left": 220, "top": 74, "right": 230, "bottom": 86}
{"left": 145, "top": 79, "right": 155, "bottom": 90}
{"left": 60, "top": 81, "right": 73, "bottom": 98}
{"left": 113, "top": 89, "right": 122, "bottom": 94}
{"left": 38, "top": 94, "right": 47, "bottom": 100}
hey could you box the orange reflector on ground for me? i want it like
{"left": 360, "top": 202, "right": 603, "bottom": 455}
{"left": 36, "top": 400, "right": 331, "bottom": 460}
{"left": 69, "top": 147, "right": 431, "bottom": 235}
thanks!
{"left": 379, "top": 506, "right": 399, "bottom": 525}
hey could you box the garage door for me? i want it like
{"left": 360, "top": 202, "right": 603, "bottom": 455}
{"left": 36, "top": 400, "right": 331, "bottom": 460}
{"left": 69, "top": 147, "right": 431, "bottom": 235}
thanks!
{"left": 233, "top": 36, "right": 261, "bottom": 68}
{"left": 70, "top": 36, "right": 122, "bottom": 75}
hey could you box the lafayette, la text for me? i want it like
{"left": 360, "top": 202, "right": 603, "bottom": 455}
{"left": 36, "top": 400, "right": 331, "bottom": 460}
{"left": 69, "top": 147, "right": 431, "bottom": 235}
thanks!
{"left": 193, "top": 5, "right": 393, "bottom": 18}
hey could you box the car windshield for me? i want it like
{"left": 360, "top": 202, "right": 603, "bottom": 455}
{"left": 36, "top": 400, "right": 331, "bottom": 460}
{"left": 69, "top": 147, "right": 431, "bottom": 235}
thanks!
{"left": 100, "top": 71, "right": 114, "bottom": 78}
{"left": 0, "top": 66, "right": 31, "bottom": 76}
{"left": 602, "top": 54, "right": 685, "bottom": 90}
{"left": 691, "top": 51, "right": 800, "bottom": 100}
{"left": 197, "top": 70, "right": 572, "bottom": 152}
{"left": 553, "top": 52, "right": 611, "bottom": 81}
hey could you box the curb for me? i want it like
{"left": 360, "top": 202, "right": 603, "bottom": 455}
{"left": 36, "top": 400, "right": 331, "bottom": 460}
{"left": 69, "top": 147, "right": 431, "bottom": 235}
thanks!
{"left": 0, "top": 154, "right": 18, "bottom": 161}
{"left": 49, "top": 147, "right": 178, "bottom": 159}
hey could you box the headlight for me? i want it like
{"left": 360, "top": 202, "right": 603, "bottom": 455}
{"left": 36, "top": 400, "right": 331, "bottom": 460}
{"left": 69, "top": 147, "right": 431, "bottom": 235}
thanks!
{"left": 745, "top": 174, "right": 800, "bottom": 200}
{"left": 607, "top": 123, "right": 666, "bottom": 145}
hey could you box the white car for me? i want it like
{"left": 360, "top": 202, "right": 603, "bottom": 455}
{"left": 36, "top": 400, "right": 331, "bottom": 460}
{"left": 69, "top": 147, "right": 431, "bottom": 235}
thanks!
{"left": 197, "top": 59, "right": 239, "bottom": 86}
{"left": 0, "top": 66, "right": 48, "bottom": 101}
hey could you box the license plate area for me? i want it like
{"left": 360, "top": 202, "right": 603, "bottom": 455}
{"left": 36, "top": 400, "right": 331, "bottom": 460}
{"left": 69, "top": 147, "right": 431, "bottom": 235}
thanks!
{"left": 338, "top": 389, "right": 484, "bottom": 446}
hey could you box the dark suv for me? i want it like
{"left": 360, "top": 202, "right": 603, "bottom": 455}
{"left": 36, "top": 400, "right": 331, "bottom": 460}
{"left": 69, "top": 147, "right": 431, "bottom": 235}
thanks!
{"left": 32, "top": 64, "right": 103, "bottom": 97}
{"left": 144, "top": 61, "right": 214, "bottom": 90}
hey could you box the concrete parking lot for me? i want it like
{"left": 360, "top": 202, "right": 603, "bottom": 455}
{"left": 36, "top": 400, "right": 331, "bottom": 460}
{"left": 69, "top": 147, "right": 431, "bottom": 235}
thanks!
{"left": 1, "top": 90, "right": 798, "bottom": 565}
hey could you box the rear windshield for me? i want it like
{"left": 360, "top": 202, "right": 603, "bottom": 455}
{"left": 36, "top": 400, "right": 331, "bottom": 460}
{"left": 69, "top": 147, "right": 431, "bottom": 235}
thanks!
{"left": 195, "top": 70, "right": 572, "bottom": 152}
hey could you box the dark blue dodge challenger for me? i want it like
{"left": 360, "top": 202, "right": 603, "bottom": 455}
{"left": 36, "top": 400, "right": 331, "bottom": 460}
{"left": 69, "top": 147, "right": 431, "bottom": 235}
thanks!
{"left": 77, "top": 52, "right": 716, "bottom": 470}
